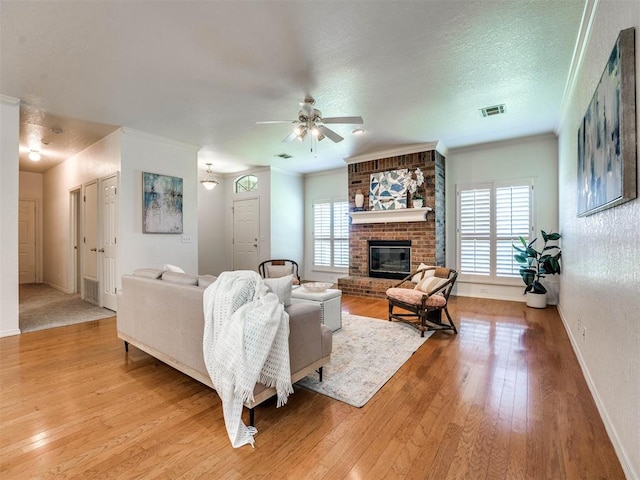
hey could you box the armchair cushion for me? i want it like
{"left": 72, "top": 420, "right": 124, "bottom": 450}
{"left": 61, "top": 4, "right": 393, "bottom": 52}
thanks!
{"left": 415, "top": 275, "right": 448, "bottom": 293}
{"left": 387, "top": 288, "right": 447, "bottom": 307}
{"left": 266, "top": 264, "right": 294, "bottom": 278}
{"left": 264, "top": 275, "right": 293, "bottom": 306}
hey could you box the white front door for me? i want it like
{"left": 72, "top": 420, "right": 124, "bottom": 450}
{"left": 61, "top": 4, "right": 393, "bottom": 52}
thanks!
{"left": 100, "top": 174, "right": 118, "bottom": 311}
{"left": 233, "top": 198, "right": 259, "bottom": 271}
{"left": 18, "top": 200, "right": 36, "bottom": 284}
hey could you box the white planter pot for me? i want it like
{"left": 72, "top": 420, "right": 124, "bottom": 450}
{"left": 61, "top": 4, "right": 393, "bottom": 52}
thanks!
{"left": 413, "top": 199, "right": 423, "bottom": 208}
{"left": 526, "top": 292, "right": 547, "bottom": 308}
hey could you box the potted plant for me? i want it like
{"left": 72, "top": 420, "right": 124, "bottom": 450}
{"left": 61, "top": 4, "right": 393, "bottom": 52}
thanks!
{"left": 412, "top": 192, "right": 424, "bottom": 208}
{"left": 404, "top": 168, "right": 425, "bottom": 208}
{"left": 513, "top": 230, "right": 562, "bottom": 308}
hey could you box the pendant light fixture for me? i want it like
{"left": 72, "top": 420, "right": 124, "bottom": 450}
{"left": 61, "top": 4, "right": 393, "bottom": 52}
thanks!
{"left": 200, "top": 163, "right": 219, "bottom": 190}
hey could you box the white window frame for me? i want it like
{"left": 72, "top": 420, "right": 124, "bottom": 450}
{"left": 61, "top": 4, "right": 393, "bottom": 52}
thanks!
{"left": 456, "top": 179, "right": 534, "bottom": 285}
{"left": 312, "top": 197, "right": 349, "bottom": 271}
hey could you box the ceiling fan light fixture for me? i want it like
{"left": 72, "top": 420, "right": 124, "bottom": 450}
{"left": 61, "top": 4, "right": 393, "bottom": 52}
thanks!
{"left": 297, "top": 127, "right": 307, "bottom": 141}
{"left": 200, "top": 163, "right": 219, "bottom": 190}
{"left": 352, "top": 128, "right": 365, "bottom": 135}
{"left": 28, "top": 150, "right": 41, "bottom": 161}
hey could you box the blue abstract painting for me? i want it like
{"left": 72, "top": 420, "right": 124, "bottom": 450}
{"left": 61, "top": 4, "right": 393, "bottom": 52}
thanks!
{"left": 370, "top": 169, "right": 408, "bottom": 210}
{"left": 577, "top": 28, "right": 636, "bottom": 216}
{"left": 143, "top": 172, "right": 183, "bottom": 233}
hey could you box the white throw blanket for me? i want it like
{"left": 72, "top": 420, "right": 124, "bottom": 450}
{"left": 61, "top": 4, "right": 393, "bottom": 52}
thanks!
{"left": 202, "top": 270, "right": 292, "bottom": 448}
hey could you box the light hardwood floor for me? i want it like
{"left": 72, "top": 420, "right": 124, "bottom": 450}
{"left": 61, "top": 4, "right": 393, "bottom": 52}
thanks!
{"left": 0, "top": 295, "right": 625, "bottom": 479}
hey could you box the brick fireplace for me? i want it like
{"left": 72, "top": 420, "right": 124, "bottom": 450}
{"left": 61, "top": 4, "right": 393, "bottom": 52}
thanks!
{"left": 338, "top": 145, "right": 445, "bottom": 298}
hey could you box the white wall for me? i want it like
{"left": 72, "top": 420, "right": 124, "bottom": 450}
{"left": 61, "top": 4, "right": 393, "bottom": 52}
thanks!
{"left": 303, "top": 167, "right": 348, "bottom": 283}
{"left": 19, "top": 171, "right": 44, "bottom": 283}
{"left": 446, "top": 133, "right": 559, "bottom": 302}
{"left": 43, "top": 130, "right": 121, "bottom": 292}
{"left": 556, "top": 3, "right": 639, "bottom": 477}
{"left": 0, "top": 96, "right": 20, "bottom": 337}
{"left": 270, "top": 168, "right": 304, "bottom": 267}
{"left": 119, "top": 128, "right": 199, "bottom": 278}
{"left": 197, "top": 174, "right": 226, "bottom": 275}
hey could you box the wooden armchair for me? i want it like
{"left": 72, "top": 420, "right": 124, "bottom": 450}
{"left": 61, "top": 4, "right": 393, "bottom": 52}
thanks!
{"left": 386, "top": 266, "right": 458, "bottom": 337}
{"left": 258, "top": 259, "right": 301, "bottom": 285}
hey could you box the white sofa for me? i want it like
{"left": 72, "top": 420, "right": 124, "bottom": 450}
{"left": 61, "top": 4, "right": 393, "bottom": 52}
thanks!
{"left": 116, "top": 268, "right": 332, "bottom": 421}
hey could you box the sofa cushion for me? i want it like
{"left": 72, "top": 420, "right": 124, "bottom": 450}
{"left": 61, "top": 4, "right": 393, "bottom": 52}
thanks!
{"left": 162, "top": 271, "right": 199, "bottom": 286}
{"left": 133, "top": 268, "right": 165, "bottom": 279}
{"left": 264, "top": 275, "right": 293, "bottom": 306}
{"left": 198, "top": 275, "right": 218, "bottom": 287}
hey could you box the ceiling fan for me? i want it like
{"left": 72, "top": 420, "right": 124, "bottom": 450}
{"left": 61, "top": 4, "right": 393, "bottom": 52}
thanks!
{"left": 257, "top": 96, "right": 363, "bottom": 144}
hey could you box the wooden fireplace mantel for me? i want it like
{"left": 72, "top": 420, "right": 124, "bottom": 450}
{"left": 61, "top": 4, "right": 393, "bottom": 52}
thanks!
{"left": 350, "top": 207, "right": 432, "bottom": 224}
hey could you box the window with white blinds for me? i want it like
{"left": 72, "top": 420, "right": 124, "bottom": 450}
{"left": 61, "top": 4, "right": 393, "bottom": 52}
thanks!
{"left": 457, "top": 180, "right": 533, "bottom": 281}
{"left": 313, "top": 199, "right": 349, "bottom": 268}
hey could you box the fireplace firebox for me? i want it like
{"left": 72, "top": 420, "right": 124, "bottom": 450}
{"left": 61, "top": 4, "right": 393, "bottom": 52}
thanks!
{"left": 368, "top": 240, "right": 411, "bottom": 280}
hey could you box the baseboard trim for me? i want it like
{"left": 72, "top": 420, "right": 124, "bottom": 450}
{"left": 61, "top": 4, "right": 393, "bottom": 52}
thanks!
{"left": 0, "top": 328, "right": 21, "bottom": 337}
{"left": 43, "top": 281, "right": 73, "bottom": 295}
{"left": 557, "top": 304, "right": 636, "bottom": 480}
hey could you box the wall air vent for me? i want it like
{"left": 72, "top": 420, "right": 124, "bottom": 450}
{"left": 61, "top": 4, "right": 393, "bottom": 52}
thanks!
{"left": 275, "top": 153, "right": 293, "bottom": 159}
{"left": 480, "top": 104, "right": 506, "bottom": 117}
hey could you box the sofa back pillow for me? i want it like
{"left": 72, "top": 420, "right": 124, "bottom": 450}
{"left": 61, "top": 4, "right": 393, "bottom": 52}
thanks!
{"left": 133, "top": 268, "right": 165, "bottom": 279}
{"left": 161, "top": 271, "right": 199, "bottom": 286}
{"left": 198, "top": 275, "right": 218, "bottom": 288}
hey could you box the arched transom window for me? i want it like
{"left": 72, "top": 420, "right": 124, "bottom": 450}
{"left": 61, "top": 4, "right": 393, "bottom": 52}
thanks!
{"left": 234, "top": 174, "right": 258, "bottom": 193}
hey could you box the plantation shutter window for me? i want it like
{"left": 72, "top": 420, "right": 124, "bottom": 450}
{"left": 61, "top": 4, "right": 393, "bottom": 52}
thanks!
{"left": 457, "top": 180, "right": 533, "bottom": 283}
{"left": 313, "top": 199, "right": 349, "bottom": 268}
{"left": 458, "top": 187, "right": 491, "bottom": 276}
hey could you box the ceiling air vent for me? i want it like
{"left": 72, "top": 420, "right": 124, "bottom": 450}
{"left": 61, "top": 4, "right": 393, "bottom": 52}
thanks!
{"left": 275, "top": 153, "right": 293, "bottom": 159}
{"left": 480, "top": 104, "right": 506, "bottom": 117}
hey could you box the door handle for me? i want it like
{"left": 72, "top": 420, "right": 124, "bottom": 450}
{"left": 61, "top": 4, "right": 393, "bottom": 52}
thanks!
{"left": 98, "top": 248, "right": 105, "bottom": 253}
{"left": 90, "top": 248, "right": 97, "bottom": 252}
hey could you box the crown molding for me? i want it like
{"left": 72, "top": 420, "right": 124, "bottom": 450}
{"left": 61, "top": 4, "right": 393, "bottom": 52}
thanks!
{"left": 556, "top": 0, "right": 599, "bottom": 131}
{"left": 344, "top": 141, "right": 446, "bottom": 164}
{"left": 0, "top": 94, "right": 21, "bottom": 106}
{"left": 121, "top": 127, "right": 200, "bottom": 151}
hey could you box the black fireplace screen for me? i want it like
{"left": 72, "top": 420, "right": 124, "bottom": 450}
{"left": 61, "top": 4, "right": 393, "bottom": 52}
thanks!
{"left": 369, "top": 240, "right": 411, "bottom": 280}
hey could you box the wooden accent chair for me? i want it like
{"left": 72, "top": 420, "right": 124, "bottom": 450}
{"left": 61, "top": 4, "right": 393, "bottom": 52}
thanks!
{"left": 258, "top": 259, "right": 301, "bottom": 285}
{"left": 386, "top": 266, "right": 458, "bottom": 337}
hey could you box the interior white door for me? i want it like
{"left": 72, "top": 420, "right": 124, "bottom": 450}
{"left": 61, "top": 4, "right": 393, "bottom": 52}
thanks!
{"left": 18, "top": 200, "right": 36, "bottom": 284}
{"left": 83, "top": 181, "right": 99, "bottom": 303}
{"left": 233, "top": 198, "right": 259, "bottom": 271}
{"left": 100, "top": 175, "right": 118, "bottom": 311}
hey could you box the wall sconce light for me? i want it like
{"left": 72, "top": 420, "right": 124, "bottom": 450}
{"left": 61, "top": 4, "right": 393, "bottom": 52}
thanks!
{"left": 28, "top": 150, "right": 42, "bottom": 161}
{"left": 200, "top": 163, "right": 219, "bottom": 190}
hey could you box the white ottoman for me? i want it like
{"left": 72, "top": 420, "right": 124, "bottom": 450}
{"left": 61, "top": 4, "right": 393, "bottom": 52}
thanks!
{"left": 291, "top": 288, "right": 342, "bottom": 332}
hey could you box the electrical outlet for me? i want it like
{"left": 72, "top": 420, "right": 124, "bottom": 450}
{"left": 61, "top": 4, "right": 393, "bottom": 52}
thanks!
{"left": 577, "top": 318, "right": 581, "bottom": 332}
{"left": 181, "top": 235, "right": 192, "bottom": 243}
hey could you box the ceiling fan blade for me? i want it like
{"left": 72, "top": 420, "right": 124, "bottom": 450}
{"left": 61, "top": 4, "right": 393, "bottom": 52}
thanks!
{"left": 318, "top": 125, "right": 344, "bottom": 143}
{"left": 257, "top": 120, "right": 294, "bottom": 124}
{"left": 282, "top": 130, "right": 298, "bottom": 143}
{"left": 321, "top": 116, "right": 364, "bottom": 125}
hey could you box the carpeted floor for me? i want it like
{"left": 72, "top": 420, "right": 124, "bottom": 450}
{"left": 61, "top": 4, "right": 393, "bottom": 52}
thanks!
{"left": 19, "top": 283, "right": 115, "bottom": 333}
{"left": 296, "top": 313, "right": 433, "bottom": 407}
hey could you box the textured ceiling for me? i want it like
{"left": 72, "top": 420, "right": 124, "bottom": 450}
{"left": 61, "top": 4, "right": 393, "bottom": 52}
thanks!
{"left": 0, "top": 0, "right": 586, "bottom": 174}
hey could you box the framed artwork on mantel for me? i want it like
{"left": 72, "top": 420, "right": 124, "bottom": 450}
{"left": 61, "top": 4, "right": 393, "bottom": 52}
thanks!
{"left": 142, "top": 172, "right": 183, "bottom": 233}
{"left": 577, "top": 27, "right": 636, "bottom": 217}
{"left": 369, "top": 169, "right": 409, "bottom": 210}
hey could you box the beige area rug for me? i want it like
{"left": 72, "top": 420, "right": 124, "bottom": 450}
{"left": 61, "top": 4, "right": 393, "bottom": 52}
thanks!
{"left": 296, "top": 313, "right": 433, "bottom": 407}
{"left": 19, "top": 283, "right": 115, "bottom": 333}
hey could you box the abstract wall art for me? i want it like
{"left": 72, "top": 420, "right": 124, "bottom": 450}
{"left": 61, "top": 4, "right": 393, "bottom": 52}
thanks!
{"left": 577, "top": 27, "right": 636, "bottom": 217}
{"left": 369, "top": 169, "right": 409, "bottom": 210}
{"left": 142, "top": 172, "right": 183, "bottom": 233}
